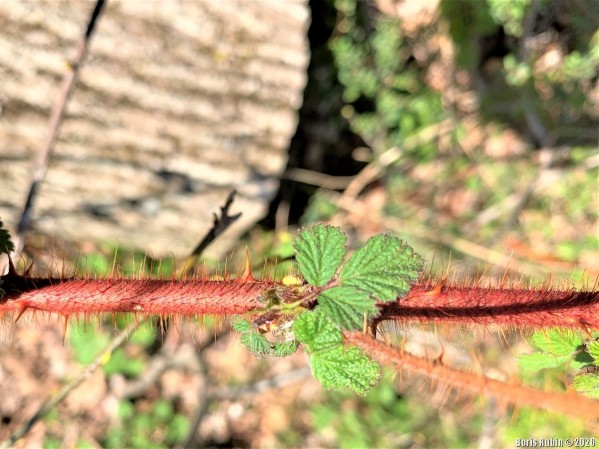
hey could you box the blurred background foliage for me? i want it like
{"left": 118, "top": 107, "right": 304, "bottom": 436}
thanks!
{"left": 291, "top": 0, "right": 598, "bottom": 281}
{"left": 5, "top": 0, "right": 598, "bottom": 447}
{"left": 262, "top": 0, "right": 598, "bottom": 445}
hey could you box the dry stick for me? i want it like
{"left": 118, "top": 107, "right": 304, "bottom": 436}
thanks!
{"left": 342, "top": 119, "right": 453, "bottom": 199}
{"left": 282, "top": 167, "right": 355, "bottom": 190}
{"left": 148, "top": 194, "right": 248, "bottom": 449}
{"left": 0, "top": 319, "right": 139, "bottom": 449}
{"left": 2, "top": 0, "right": 106, "bottom": 270}
{"left": 346, "top": 332, "right": 599, "bottom": 420}
{"left": 94, "top": 188, "right": 242, "bottom": 447}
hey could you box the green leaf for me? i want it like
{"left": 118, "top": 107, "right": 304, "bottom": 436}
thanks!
{"left": 339, "top": 234, "right": 423, "bottom": 301}
{"left": 571, "top": 353, "right": 594, "bottom": 370}
{"left": 231, "top": 317, "right": 253, "bottom": 333}
{"left": 587, "top": 341, "right": 599, "bottom": 365}
{"left": 531, "top": 329, "right": 582, "bottom": 356}
{"left": 309, "top": 345, "right": 380, "bottom": 395}
{"left": 240, "top": 332, "right": 271, "bottom": 357}
{"left": 0, "top": 219, "right": 15, "bottom": 255}
{"left": 272, "top": 340, "right": 299, "bottom": 357}
{"left": 518, "top": 352, "right": 571, "bottom": 371}
{"left": 572, "top": 373, "right": 599, "bottom": 399}
{"left": 318, "top": 286, "right": 378, "bottom": 330}
{"left": 293, "top": 310, "right": 342, "bottom": 352}
{"left": 294, "top": 225, "right": 347, "bottom": 287}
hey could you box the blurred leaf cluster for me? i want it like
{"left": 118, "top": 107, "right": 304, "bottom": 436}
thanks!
{"left": 520, "top": 329, "right": 599, "bottom": 399}
{"left": 104, "top": 399, "right": 189, "bottom": 449}
{"left": 307, "top": 376, "right": 481, "bottom": 449}
{"left": 331, "top": 0, "right": 444, "bottom": 157}
{"left": 318, "top": 0, "right": 598, "bottom": 274}
{"left": 442, "top": 0, "right": 598, "bottom": 139}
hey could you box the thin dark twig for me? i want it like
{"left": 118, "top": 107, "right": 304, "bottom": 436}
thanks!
{"left": 14, "top": 0, "right": 106, "bottom": 247}
{"left": 0, "top": 3, "right": 107, "bottom": 444}
{"left": 192, "top": 190, "right": 242, "bottom": 259}
{"left": 178, "top": 189, "right": 242, "bottom": 277}
{"left": 0, "top": 1, "right": 107, "bottom": 443}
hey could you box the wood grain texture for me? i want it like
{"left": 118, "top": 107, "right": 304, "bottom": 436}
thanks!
{"left": 0, "top": 0, "right": 309, "bottom": 256}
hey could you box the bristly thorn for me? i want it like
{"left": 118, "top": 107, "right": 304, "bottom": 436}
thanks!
{"left": 239, "top": 247, "right": 255, "bottom": 283}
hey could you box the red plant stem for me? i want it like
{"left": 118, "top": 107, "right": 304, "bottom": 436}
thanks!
{"left": 376, "top": 283, "right": 599, "bottom": 330}
{"left": 2, "top": 269, "right": 598, "bottom": 330}
{"left": 346, "top": 331, "right": 599, "bottom": 420}
{"left": 0, "top": 270, "right": 273, "bottom": 317}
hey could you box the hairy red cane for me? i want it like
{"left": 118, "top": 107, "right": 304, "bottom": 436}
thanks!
{"left": 346, "top": 331, "right": 599, "bottom": 420}
{"left": 376, "top": 281, "right": 599, "bottom": 331}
